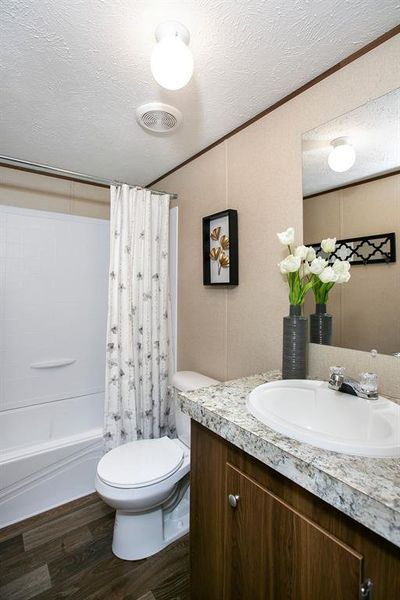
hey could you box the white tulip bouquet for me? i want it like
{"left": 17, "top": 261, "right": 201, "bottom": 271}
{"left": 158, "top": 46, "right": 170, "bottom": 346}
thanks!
{"left": 311, "top": 237, "right": 351, "bottom": 303}
{"left": 277, "top": 228, "right": 351, "bottom": 305}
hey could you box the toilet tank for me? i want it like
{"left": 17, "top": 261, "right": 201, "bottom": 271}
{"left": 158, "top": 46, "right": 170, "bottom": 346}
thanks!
{"left": 171, "top": 371, "right": 220, "bottom": 447}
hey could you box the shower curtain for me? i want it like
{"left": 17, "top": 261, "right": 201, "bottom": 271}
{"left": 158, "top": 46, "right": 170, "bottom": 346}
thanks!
{"left": 104, "top": 184, "right": 174, "bottom": 450}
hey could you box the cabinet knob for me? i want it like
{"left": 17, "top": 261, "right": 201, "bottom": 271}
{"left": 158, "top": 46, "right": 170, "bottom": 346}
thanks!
{"left": 228, "top": 494, "right": 240, "bottom": 508}
{"left": 360, "top": 579, "right": 373, "bottom": 599}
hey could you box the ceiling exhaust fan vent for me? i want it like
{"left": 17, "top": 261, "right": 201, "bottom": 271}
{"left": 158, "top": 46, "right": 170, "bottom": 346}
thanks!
{"left": 136, "top": 103, "right": 182, "bottom": 133}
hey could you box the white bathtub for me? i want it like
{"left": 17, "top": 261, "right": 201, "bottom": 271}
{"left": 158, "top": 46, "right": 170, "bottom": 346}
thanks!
{"left": 0, "top": 394, "right": 104, "bottom": 528}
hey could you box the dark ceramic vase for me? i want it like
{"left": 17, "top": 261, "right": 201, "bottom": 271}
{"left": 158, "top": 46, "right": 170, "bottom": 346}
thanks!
{"left": 310, "top": 303, "right": 332, "bottom": 345}
{"left": 282, "top": 305, "right": 308, "bottom": 379}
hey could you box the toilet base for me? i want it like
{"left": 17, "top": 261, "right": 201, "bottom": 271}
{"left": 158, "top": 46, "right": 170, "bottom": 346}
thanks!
{"left": 112, "top": 488, "right": 190, "bottom": 560}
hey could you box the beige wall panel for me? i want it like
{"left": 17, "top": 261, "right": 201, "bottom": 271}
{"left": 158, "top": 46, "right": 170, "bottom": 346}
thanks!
{"left": 0, "top": 167, "right": 110, "bottom": 219}
{"left": 226, "top": 111, "right": 303, "bottom": 378}
{"left": 156, "top": 145, "right": 228, "bottom": 381}
{"left": 70, "top": 198, "right": 110, "bottom": 219}
{"left": 0, "top": 167, "right": 71, "bottom": 213}
{"left": 156, "top": 35, "right": 400, "bottom": 398}
{"left": 341, "top": 264, "right": 399, "bottom": 354}
{"left": 304, "top": 191, "right": 342, "bottom": 242}
{"left": 71, "top": 181, "right": 110, "bottom": 204}
{"left": 341, "top": 176, "right": 400, "bottom": 355}
{"left": 342, "top": 175, "right": 399, "bottom": 236}
{"left": 70, "top": 181, "right": 110, "bottom": 219}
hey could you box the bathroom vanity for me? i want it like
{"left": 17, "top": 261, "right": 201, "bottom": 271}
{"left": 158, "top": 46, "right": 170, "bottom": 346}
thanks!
{"left": 178, "top": 372, "right": 400, "bottom": 600}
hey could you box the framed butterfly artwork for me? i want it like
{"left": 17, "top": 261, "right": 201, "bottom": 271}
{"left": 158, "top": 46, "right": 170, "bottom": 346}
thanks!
{"left": 202, "top": 209, "right": 238, "bottom": 286}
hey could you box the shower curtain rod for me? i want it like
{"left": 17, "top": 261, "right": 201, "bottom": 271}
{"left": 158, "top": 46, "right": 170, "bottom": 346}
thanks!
{"left": 0, "top": 155, "right": 178, "bottom": 199}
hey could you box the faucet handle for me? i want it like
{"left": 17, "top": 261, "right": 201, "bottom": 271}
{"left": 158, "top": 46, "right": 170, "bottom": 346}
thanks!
{"left": 330, "top": 366, "right": 345, "bottom": 376}
{"left": 360, "top": 372, "right": 379, "bottom": 397}
{"left": 329, "top": 366, "right": 345, "bottom": 390}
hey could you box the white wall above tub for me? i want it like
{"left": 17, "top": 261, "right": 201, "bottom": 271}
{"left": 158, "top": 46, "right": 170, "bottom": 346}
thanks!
{"left": 0, "top": 206, "right": 109, "bottom": 411}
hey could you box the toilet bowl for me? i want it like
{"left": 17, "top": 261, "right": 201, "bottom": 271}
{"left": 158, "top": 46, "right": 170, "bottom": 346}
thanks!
{"left": 95, "top": 371, "right": 219, "bottom": 560}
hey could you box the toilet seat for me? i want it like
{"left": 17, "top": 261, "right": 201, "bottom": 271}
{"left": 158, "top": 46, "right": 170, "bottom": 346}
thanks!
{"left": 97, "top": 436, "right": 184, "bottom": 489}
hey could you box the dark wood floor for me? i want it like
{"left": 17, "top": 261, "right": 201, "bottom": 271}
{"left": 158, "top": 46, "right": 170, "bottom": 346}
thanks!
{"left": 0, "top": 493, "right": 190, "bottom": 600}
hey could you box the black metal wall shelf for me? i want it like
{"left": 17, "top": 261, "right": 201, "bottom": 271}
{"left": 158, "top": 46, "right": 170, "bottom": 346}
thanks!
{"left": 311, "top": 232, "right": 396, "bottom": 266}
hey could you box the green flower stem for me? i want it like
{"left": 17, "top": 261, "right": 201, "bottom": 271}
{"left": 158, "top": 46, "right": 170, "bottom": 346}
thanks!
{"left": 283, "top": 244, "right": 316, "bottom": 305}
{"left": 287, "top": 271, "right": 315, "bottom": 305}
{"left": 312, "top": 276, "right": 335, "bottom": 303}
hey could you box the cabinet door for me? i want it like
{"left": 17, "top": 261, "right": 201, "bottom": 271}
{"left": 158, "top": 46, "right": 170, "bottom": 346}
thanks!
{"left": 224, "top": 464, "right": 363, "bottom": 600}
{"left": 190, "top": 423, "right": 228, "bottom": 600}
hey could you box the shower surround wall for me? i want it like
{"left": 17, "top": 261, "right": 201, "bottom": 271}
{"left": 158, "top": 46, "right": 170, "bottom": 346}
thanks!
{"left": 0, "top": 204, "right": 109, "bottom": 527}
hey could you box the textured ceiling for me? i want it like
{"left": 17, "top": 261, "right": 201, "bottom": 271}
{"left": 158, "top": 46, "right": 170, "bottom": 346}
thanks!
{"left": 302, "top": 88, "right": 400, "bottom": 196}
{"left": 1, "top": 1, "right": 399, "bottom": 186}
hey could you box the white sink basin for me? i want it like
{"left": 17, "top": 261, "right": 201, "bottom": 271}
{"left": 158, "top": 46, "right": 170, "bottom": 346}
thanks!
{"left": 247, "top": 380, "right": 400, "bottom": 457}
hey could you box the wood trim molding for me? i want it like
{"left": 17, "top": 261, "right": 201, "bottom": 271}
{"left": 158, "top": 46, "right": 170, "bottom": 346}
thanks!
{"left": 148, "top": 24, "right": 400, "bottom": 187}
{"left": 303, "top": 169, "right": 400, "bottom": 199}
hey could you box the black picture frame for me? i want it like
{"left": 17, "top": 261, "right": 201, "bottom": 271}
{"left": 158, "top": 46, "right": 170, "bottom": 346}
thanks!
{"left": 202, "top": 209, "right": 238, "bottom": 286}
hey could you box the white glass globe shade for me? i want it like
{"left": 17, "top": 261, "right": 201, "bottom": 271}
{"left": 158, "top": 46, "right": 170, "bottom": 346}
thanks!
{"left": 151, "top": 36, "right": 194, "bottom": 90}
{"left": 328, "top": 142, "right": 356, "bottom": 172}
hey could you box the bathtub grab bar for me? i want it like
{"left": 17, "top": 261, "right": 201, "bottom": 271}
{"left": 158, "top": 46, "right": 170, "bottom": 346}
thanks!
{"left": 30, "top": 359, "right": 76, "bottom": 369}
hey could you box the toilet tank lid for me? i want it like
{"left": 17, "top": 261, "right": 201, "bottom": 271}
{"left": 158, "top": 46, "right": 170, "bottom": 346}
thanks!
{"left": 171, "top": 371, "right": 220, "bottom": 392}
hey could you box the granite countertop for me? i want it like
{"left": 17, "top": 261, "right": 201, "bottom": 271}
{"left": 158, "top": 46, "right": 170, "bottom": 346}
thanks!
{"left": 177, "top": 370, "right": 400, "bottom": 548}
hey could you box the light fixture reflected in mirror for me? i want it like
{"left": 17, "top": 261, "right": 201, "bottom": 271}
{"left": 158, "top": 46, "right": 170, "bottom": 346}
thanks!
{"left": 328, "top": 137, "right": 356, "bottom": 172}
{"left": 151, "top": 21, "right": 194, "bottom": 91}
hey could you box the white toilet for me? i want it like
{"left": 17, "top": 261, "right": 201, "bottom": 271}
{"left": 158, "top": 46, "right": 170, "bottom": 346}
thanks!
{"left": 95, "top": 371, "right": 219, "bottom": 560}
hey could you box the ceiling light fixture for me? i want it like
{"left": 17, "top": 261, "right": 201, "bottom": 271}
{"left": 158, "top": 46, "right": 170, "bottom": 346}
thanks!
{"left": 328, "top": 137, "right": 356, "bottom": 172}
{"left": 151, "top": 21, "right": 194, "bottom": 91}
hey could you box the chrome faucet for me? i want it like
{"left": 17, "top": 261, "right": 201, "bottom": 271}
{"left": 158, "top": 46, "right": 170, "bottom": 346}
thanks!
{"left": 328, "top": 366, "right": 379, "bottom": 401}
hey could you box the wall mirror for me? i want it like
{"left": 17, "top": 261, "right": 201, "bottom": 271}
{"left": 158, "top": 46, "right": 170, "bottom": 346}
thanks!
{"left": 302, "top": 88, "right": 400, "bottom": 356}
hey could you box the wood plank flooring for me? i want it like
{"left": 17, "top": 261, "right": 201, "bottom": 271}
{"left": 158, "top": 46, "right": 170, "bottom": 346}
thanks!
{"left": 0, "top": 493, "right": 190, "bottom": 600}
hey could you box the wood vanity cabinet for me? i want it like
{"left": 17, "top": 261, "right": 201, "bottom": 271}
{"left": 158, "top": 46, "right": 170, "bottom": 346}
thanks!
{"left": 190, "top": 421, "right": 400, "bottom": 600}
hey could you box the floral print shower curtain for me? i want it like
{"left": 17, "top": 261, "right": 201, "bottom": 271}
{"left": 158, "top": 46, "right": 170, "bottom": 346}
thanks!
{"left": 104, "top": 184, "right": 174, "bottom": 450}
